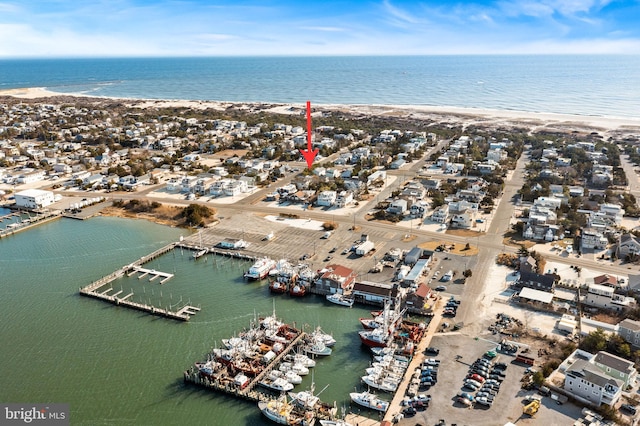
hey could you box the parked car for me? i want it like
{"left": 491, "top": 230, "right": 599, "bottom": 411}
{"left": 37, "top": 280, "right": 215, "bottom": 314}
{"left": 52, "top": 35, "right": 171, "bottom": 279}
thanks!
{"left": 435, "top": 285, "right": 447, "bottom": 291}
{"left": 621, "top": 404, "right": 637, "bottom": 415}
{"left": 494, "top": 362, "right": 508, "bottom": 370}
{"left": 468, "top": 374, "right": 486, "bottom": 383}
{"left": 465, "top": 379, "right": 483, "bottom": 388}
{"left": 463, "top": 381, "right": 480, "bottom": 391}
{"left": 424, "top": 347, "right": 440, "bottom": 355}
{"left": 457, "top": 392, "right": 475, "bottom": 401}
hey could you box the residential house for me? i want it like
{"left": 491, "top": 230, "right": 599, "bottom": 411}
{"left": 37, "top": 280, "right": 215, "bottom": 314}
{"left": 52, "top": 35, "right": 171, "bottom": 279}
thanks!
{"left": 565, "top": 358, "right": 623, "bottom": 406}
{"left": 517, "top": 270, "right": 557, "bottom": 293}
{"left": 616, "top": 233, "right": 640, "bottom": 259}
{"left": 431, "top": 205, "right": 449, "bottom": 224}
{"left": 387, "top": 199, "right": 407, "bottom": 215}
{"left": 335, "top": 191, "right": 353, "bottom": 208}
{"left": 584, "top": 283, "right": 634, "bottom": 312}
{"left": 580, "top": 228, "right": 609, "bottom": 251}
{"left": 618, "top": 319, "right": 640, "bottom": 348}
{"left": 592, "top": 351, "right": 637, "bottom": 388}
{"left": 316, "top": 191, "right": 337, "bottom": 207}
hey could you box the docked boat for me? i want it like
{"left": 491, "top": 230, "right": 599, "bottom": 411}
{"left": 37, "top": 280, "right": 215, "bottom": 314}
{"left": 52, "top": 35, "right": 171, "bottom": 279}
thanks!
{"left": 310, "top": 327, "right": 336, "bottom": 347}
{"left": 233, "top": 373, "right": 250, "bottom": 389}
{"left": 192, "top": 248, "right": 208, "bottom": 259}
{"left": 349, "top": 391, "right": 389, "bottom": 412}
{"left": 279, "top": 361, "right": 309, "bottom": 376}
{"left": 302, "top": 337, "right": 332, "bottom": 357}
{"left": 244, "top": 257, "right": 277, "bottom": 280}
{"left": 326, "top": 293, "right": 354, "bottom": 307}
{"left": 284, "top": 353, "right": 316, "bottom": 368}
{"left": 269, "top": 279, "right": 288, "bottom": 294}
{"left": 259, "top": 376, "right": 295, "bottom": 392}
{"left": 361, "top": 374, "right": 399, "bottom": 392}
{"left": 258, "top": 395, "right": 315, "bottom": 426}
{"left": 359, "top": 327, "right": 390, "bottom": 348}
{"left": 268, "top": 370, "right": 303, "bottom": 385}
{"left": 289, "top": 283, "right": 307, "bottom": 297}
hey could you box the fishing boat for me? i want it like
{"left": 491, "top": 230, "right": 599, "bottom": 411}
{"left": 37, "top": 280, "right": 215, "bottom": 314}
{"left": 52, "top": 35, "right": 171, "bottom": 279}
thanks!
{"left": 244, "top": 257, "right": 277, "bottom": 280}
{"left": 289, "top": 283, "right": 307, "bottom": 297}
{"left": 361, "top": 374, "right": 399, "bottom": 392}
{"left": 302, "top": 338, "right": 332, "bottom": 357}
{"left": 309, "top": 327, "right": 336, "bottom": 347}
{"left": 258, "top": 395, "right": 315, "bottom": 426}
{"left": 358, "top": 327, "right": 390, "bottom": 348}
{"left": 349, "top": 391, "right": 390, "bottom": 412}
{"left": 269, "top": 369, "right": 303, "bottom": 385}
{"left": 269, "top": 279, "right": 288, "bottom": 294}
{"left": 284, "top": 353, "right": 316, "bottom": 368}
{"left": 325, "top": 293, "right": 354, "bottom": 307}
{"left": 259, "top": 376, "right": 295, "bottom": 392}
{"left": 279, "top": 361, "right": 310, "bottom": 376}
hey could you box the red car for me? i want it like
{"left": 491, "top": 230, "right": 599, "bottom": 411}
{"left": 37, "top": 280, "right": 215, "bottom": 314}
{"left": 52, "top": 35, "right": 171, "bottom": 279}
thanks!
{"left": 467, "top": 373, "right": 486, "bottom": 383}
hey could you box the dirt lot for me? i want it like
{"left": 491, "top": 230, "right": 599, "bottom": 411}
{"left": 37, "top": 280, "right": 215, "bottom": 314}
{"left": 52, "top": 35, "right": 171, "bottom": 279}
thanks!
{"left": 397, "top": 334, "right": 584, "bottom": 426}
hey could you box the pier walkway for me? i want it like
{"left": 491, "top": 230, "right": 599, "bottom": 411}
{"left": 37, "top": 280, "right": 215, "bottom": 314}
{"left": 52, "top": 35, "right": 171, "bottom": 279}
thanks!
{"left": 79, "top": 242, "right": 200, "bottom": 321}
{"left": 0, "top": 209, "right": 61, "bottom": 238}
{"left": 382, "top": 305, "right": 444, "bottom": 423}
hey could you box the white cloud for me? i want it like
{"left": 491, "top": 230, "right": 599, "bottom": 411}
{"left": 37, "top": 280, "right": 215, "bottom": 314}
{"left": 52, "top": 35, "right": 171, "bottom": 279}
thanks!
{"left": 382, "top": 0, "right": 422, "bottom": 27}
{"left": 299, "top": 26, "right": 346, "bottom": 32}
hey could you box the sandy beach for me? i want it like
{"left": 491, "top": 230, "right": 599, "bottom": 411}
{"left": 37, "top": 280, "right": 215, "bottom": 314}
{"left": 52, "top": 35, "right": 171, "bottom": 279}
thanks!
{"left": 2, "top": 87, "right": 640, "bottom": 137}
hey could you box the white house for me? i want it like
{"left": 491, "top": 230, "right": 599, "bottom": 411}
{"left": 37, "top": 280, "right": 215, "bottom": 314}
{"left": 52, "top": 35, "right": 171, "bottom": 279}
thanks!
{"left": 15, "top": 189, "right": 55, "bottom": 209}
{"left": 316, "top": 191, "right": 337, "bottom": 207}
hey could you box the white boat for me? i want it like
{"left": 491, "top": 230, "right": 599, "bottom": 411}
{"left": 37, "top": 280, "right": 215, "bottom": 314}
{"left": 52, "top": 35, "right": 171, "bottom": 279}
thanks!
{"left": 244, "top": 257, "right": 277, "bottom": 280}
{"left": 310, "top": 327, "right": 336, "bottom": 347}
{"left": 280, "top": 361, "right": 309, "bottom": 376}
{"left": 284, "top": 353, "right": 316, "bottom": 368}
{"left": 289, "top": 389, "right": 320, "bottom": 411}
{"left": 326, "top": 293, "right": 354, "bottom": 307}
{"left": 303, "top": 338, "right": 332, "bottom": 357}
{"left": 350, "top": 391, "right": 390, "bottom": 412}
{"left": 258, "top": 395, "right": 315, "bottom": 426}
{"left": 259, "top": 377, "right": 295, "bottom": 392}
{"left": 361, "top": 374, "right": 399, "bottom": 392}
{"left": 267, "top": 369, "right": 302, "bottom": 385}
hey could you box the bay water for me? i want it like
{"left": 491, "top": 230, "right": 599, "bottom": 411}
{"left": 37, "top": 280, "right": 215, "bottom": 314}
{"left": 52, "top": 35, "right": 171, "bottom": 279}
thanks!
{"left": 0, "top": 216, "right": 382, "bottom": 425}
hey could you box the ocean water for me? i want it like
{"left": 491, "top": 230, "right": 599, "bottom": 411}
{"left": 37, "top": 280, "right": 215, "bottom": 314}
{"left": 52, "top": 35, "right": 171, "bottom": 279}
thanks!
{"left": 0, "top": 216, "right": 385, "bottom": 425}
{"left": 1, "top": 55, "right": 639, "bottom": 118}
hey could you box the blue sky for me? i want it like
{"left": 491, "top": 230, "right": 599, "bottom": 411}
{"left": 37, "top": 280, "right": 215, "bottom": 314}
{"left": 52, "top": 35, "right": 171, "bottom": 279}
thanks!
{"left": 1, "top": 0, "right": 639, "bottom": 57}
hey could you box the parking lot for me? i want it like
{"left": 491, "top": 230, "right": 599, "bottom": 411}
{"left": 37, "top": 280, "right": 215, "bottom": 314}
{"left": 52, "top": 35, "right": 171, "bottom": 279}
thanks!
{"left": 399, "top": 334, "right": 584, "bottom": 426}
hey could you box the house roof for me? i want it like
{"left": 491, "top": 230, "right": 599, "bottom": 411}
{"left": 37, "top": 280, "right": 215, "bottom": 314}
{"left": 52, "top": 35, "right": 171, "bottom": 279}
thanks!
{"left": 594, "top": 351, "right": 636, "bottom": 374}
{"left": 619, "top": 318, "right": 640, "bottom": 332}
{"left": 566, "top": 359, "right": 623, "bottom": 388}
{"left": 415, "top": 284, "right": 432, "bottom": 299}
{"left": 594, "top": 274, "right": 619, "bottom": 286}
{"left": 620, "top": 233, "right": 640, "bottom": 246}
{"left": 323, "top": 264, "right": 354, "bottom": 279}
{"left": 353, "top": 281, "right": 398, "bottom": 297}
{"left": 519, "top": 270, "right": 557, "bottom": 290}
{"left": 518, "top": 287, "right": 554, "bottom": 304}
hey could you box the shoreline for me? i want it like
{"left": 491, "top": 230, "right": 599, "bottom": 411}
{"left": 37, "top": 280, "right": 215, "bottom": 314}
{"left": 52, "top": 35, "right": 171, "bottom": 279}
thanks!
{"left": 2, "top": 87, "right": 640, "bottom": 135}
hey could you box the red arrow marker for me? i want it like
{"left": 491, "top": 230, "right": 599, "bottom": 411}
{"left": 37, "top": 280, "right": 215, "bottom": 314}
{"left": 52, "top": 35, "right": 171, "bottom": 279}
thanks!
{"left": 299, "top": 100, "right": 319, "bottom": 169}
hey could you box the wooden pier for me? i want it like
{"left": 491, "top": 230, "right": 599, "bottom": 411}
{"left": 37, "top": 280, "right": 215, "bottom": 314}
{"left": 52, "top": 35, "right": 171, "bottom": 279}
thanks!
{"left": 0, "top": 210, "right": 62, "bottom": 238}
{"left": 79, "top": 242, "right": 201, "bottom": 321}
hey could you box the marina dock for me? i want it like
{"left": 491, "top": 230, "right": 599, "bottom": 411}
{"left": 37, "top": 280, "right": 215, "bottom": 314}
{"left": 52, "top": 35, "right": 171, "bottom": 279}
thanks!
{"left": 0, "top": 209, "right": 62, "bottom": 238}
{"left": 79, "top": 242, "right": 200, "bottom": 321}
